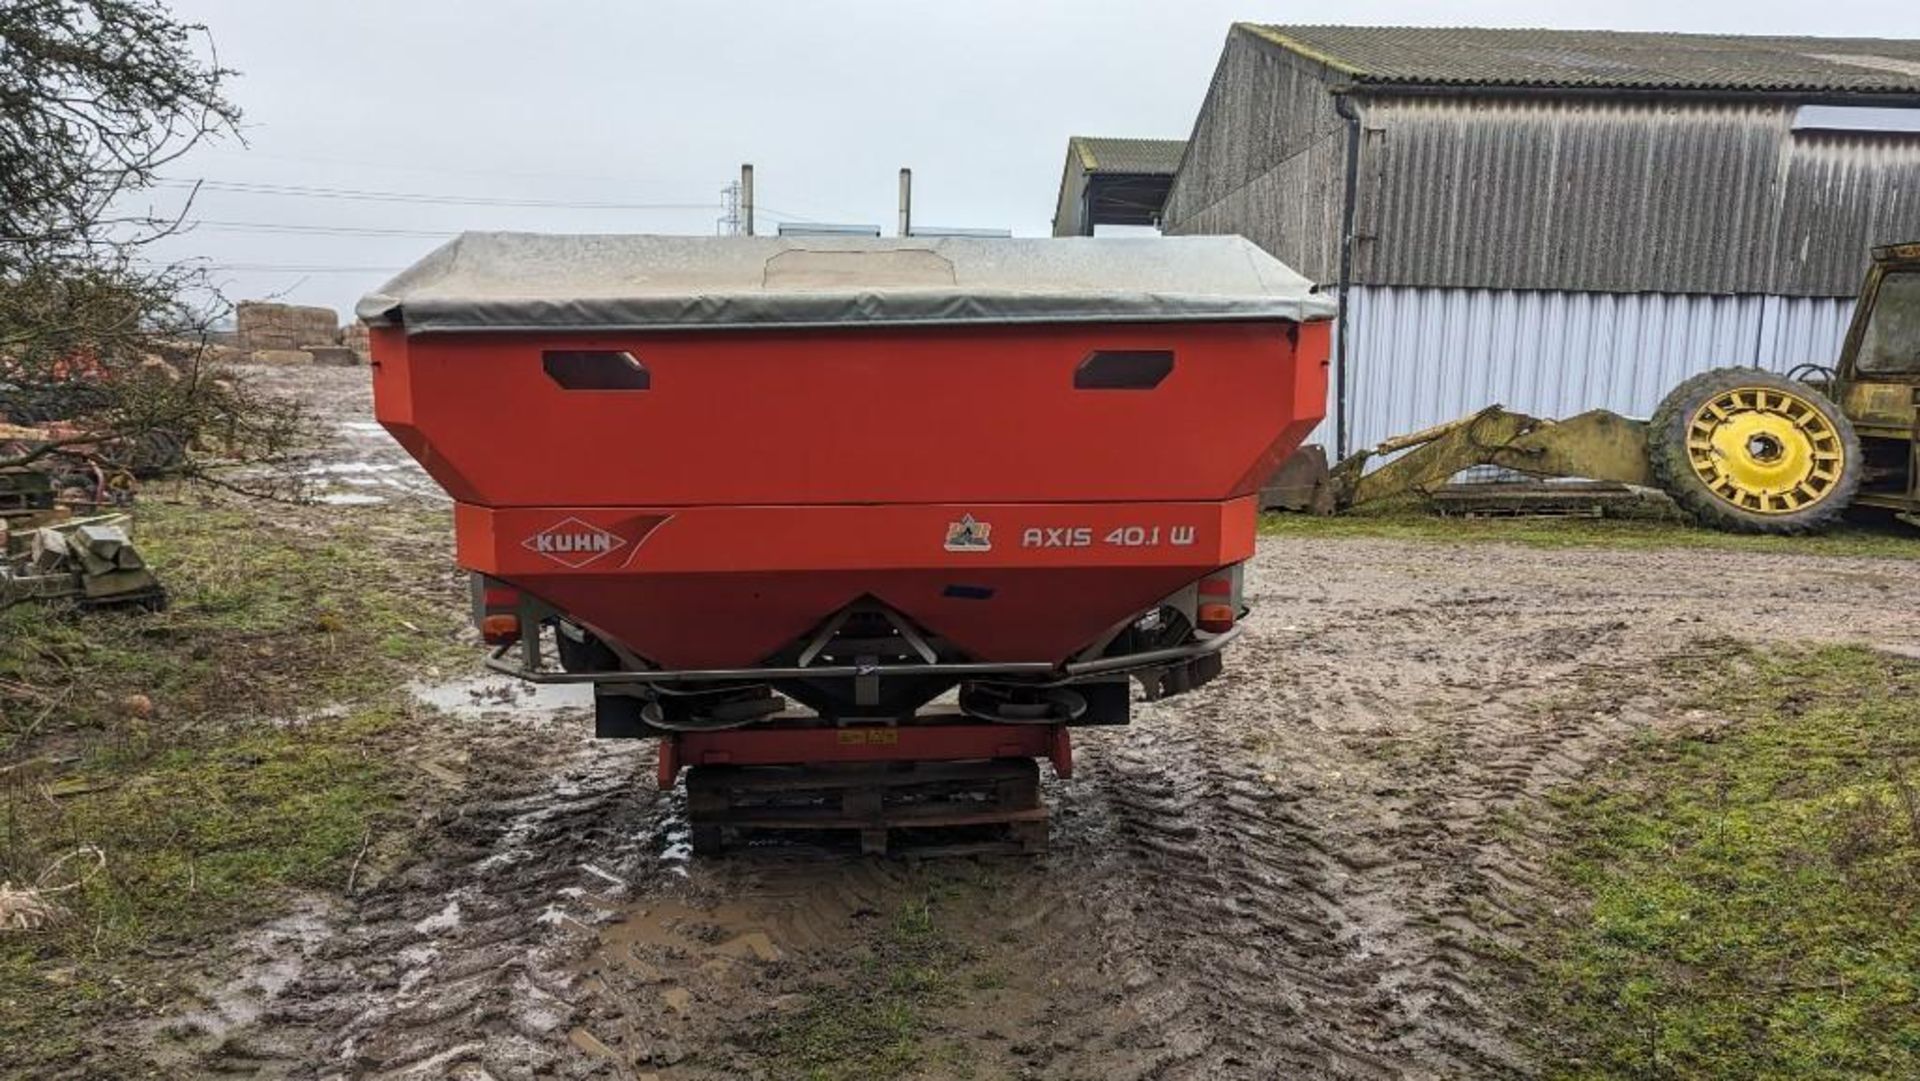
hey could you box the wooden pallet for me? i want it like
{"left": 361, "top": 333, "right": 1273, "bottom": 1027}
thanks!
{"left": 685, "top": 758, "right": 1048, "bottom": 857}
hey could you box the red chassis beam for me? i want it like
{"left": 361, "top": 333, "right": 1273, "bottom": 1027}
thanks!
{"left": 657, "top": 723, "right": 1073, "bottom": 788}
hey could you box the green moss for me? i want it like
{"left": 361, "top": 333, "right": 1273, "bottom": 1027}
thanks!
{"left": 1259, "top": 510, "right": 1920, "bottom": 559}
{"left": 1528, "top": 647, "right": 1920, "bottom": 1079}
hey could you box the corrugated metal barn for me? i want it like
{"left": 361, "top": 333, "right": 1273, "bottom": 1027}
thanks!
{"left": 1151, "top": 25, "right": 1920, "bottom": 455}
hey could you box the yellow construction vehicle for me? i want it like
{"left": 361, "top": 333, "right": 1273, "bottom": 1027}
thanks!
{"left": 1327, "top": 242, "right": 1920, "bottom": 534}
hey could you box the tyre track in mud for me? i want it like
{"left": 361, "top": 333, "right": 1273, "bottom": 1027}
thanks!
{"left": 1051, "top": 731, "right": 1403, "bottom": 1080}
{"left": 157, "top": 532, "right": 1920, "bottom": 1080}
{"left": 174, "top": 711, "right": 673, "bottom": 1080}
{"left": 304, "top": 748, "right": 653, "bottom": 1079}
{"left": 1020, "top": 540, "right": 1920, "bottom": 1081}
{"left": 544, "top": 540, "right": 1920, "bottom": 1081}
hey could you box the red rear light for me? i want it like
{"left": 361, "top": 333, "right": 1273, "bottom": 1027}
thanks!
{"left": 1197, "top": 576, "right": 1233, "bottom": 597}
{"left": 1196, "top": 603, "right": 1235, "bottom": 634}
{"left": 481, "top": 613, "right": 521, "bottom": 645}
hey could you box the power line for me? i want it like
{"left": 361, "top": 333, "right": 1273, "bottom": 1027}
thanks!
{"left": 188, "top": 208, "right": 840, "bottom": 237}
{"left": 155, "top": 177, "right": 720, "bottom": 211}
{"left": 187, "top": 219, "right": 462, "bottom": 238}
{"left": 177, "top": 210, "right": 866, "bottom": 245}
{"left": 191, "top": 146, "right": 669, "bottom": 189}
{"left": 189, "top": 263, "right": 406, "bottom": 273}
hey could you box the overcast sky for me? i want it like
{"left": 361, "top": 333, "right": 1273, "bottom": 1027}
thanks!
{"left": 141, "top": 0, "right": 1919, "bottom": 315}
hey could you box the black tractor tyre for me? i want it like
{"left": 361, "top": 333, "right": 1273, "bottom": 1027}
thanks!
{"left": 1648, "top": 367, "right": 1861, "bottom": 535}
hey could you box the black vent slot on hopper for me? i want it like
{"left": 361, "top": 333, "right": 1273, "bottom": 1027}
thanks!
{"left": 1074, "top": 350, "right": 1173, "bottom": 390}
{"left": 544, "top": 350, "right": 650, "bottom": 390}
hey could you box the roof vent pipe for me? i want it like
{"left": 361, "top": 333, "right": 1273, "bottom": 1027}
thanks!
{"left": 898, "top": 168, "right": 913, "bottom": 238}
{"left": 741, "top": 163, "right": 755, "bottom": 238}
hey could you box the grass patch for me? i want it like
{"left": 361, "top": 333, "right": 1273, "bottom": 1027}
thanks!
{"left": 0, "top": 496, "right": 471, "bottom": 1074}
{"left": 771, "top": 894, "right": 970, "bottom": 1081}
{"left": 0, "top": 708, "right": 402, "bottom": 1066}
{"left": 1259, "top": 509, "right": 1920, "bottom": 559}
{"left": 1529, "top": 646, "right": 1920, "bottom": 1079}
{"left": 2, "top": 500, "right": 470, "bottom": 751}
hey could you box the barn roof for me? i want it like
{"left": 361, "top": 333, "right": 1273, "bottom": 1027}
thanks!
{"left": 1067, "top": 136, "right": 1187, "bottom": 176}
{"left": 1052, "top": 137, "right": 1186, "bottom": 236}
{"left": 1243, "top": 25, "right": 1920, "bottom": 95}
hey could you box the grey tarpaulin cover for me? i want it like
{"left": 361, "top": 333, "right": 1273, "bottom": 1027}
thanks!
{"left": 356, "top": 232, "right": 1334, "bottom": 334}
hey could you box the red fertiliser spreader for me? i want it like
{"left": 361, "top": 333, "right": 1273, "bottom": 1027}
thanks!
{"left": 362, "top": 233, "right": 1332, "bottom": 853}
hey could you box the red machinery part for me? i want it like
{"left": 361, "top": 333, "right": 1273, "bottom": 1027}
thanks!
{"left": 373, "top": 281, "right": 1326, "bottom": 672}
{"left": 454, "top": 498, "right": 1258, "bottom": 668}
{"left": 367, "top": 235, "right": 1331, "bottom": 792}
{"left": 372, "top": 320, "right": 1327, "bottom": 509}
{"left": 656, "top": 724, "right": 1074, "bottom": 788}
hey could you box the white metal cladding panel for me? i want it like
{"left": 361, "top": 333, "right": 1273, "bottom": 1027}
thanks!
{"left": 1311, "top": 286, "right": 1856, "bottom": 453}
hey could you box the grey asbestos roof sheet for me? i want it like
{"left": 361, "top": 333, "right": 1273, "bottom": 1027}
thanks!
{"left": 1245, "top": 25, "right": 1920, "bottom": 94}
{"left": 1069, "top": 136, "right": 1187, "bottom": 175}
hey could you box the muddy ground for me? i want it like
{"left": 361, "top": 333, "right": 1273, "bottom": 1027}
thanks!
{"left": 143, "top": 367, "right": 1920, "bottom": 1079}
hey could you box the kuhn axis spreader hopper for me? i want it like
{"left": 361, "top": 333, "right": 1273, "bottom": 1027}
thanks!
{"left": 364, "top": 233, "right": 1331, "bottom": 852}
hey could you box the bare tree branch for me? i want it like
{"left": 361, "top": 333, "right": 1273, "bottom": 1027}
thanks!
{"left": 1, "top": 0, "right": 241, "bottom": 261}
{"left": 1, "top": 4, "right": 306, "bottom": 492}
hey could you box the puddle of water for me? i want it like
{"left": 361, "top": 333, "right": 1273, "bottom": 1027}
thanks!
{"left": 407, "top": 673, "right": 591, "bottom": 720}
{"left": 315, "top": 492, "right": 387, "bottom": 506}
{"left": 414, "top": 898, "right": 463, "bottom": 935}
{"left": 660, "top": 828, "right": 693, "bottom": 869}
{"left": 154, "top": 897, "right": 335, "bottom": 1044}
{"left": 598, "top": 898, "right": 771, "bottom": 960}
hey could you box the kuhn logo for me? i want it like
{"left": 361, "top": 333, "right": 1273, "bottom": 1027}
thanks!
{"left": 522, "top": 517, "right": 628, "bottom": 569}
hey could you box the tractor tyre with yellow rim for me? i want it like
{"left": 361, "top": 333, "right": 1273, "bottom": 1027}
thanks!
{"left": 1648, "top": 367, "right": 1860, "bottom": 534}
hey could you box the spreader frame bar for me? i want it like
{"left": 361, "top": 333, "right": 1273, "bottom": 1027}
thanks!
{"left": 486, "top": 624, "right": 1242, "bottom": 686}
{"left": 657, "top": 722, "right": 1073, "bottom": 787}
